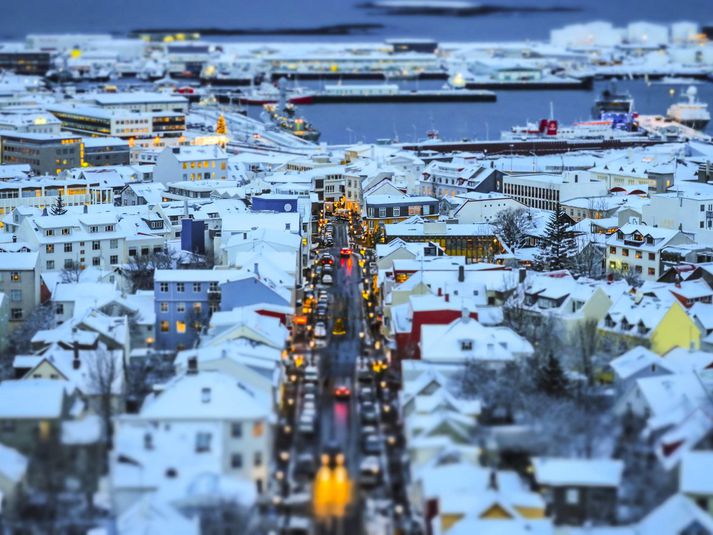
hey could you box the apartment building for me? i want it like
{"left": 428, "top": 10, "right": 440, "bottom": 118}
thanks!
{"left": 605, "top": 223, "right": 696, "bottom": 280}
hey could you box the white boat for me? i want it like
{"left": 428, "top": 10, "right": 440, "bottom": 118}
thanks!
{"left": 666, "top": 86, "right": 710, "bottom": 131}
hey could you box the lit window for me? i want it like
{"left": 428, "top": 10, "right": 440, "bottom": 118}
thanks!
{"left": 10, "top": 272, "right": 20, "bottom": 282}
{"left": 176, "top": 320, "right": 186, "bottom": 333}
{"left": 193, "top": 302, "right": 202, "bottom": 313}
{"left": 160, "top": 320, "right": 169, "bottom": 332}
{"left": 253, "top": 421, "right": 264, "bottom": 437}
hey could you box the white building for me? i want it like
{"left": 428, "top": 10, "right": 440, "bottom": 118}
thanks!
{"left": 110, "top": 368, "right": 272, "bottom": 515}
{"left": 13, "top": 211, "right": 127, "bottom": 272}
{"left": 501, "top": 172, "right": 606, "bottom": 211}
{"left": 606, "top": 223, "right": 696, "bottom": 280}
{"left": 153, "top": 145, "right": 228, "bottom": 184}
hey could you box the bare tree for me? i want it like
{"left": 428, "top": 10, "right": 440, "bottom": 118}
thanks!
{"left": 60, "top": 260, "right": 82, "bottom": 284}
{"left": 5, "top": 304, "right": 54, "bottom": 359}
{"left": 571, "top": 236, "right": 605, "bottom": 279}
{"left": 123, "top": 250, "right": 177, "bottom": 292}
{"left": 492, "top": 207, "right": 535, "bottom": 251}
{"left": 87, "top": 348, "right": 123, "bottom": 471}
{"left": 570, "top": 319, "right": 599, "bottom": 386}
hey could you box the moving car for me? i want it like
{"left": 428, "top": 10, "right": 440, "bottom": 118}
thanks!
{"left": 359, "top": 456, "right": 382, "bottom": 488}
{"left": 314, "top": 322, "right": 327, "bottom": 338}
{"left": 362, "top": 434, "right": 382, "bottom": 456}
{"left": 322, "top": 273, "right": 333, "bottom": 285}
{"left": 340, "top": 247, "right": 352, "bottom": 257}
{"left": 334, "top": 385, "right": 351, "bottom": 399}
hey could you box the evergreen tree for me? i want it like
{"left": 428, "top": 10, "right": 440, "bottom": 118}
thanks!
{"left": 50, "top": 192, "right": 67, "bottom": 215}
{"left": 536, "top": 353, "right": 570, "bottom": 397}
{"left": 534, "top": 202, "right": 577, "bottom": 271}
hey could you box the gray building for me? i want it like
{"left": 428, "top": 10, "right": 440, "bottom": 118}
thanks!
{"left": 0, "top": 252, "right": 41, "bottom": 328}
{"left": 0, "top": 131, "right": 82, "bottom": 176}
{"left": 83, "top": 137, "right": 130, "bottom": 167}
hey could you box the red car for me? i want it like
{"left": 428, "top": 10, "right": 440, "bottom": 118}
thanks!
{"left": 340, "top": 247, "right": 352, "bottom": 257}
{"left": 321, "top": 255, "right": 334, "bottom": 265}
{"left": 334, "top": 385, "right": 351, "bottom": 399}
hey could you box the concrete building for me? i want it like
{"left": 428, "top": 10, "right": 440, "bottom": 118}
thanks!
{"left": 500, "top": 172, "right": 607, "bottom": 211}
{"left": 0, "top": 131, "right": 83, "bottom": 176}
{"left": 48, "top": 105, "right": 185, "bottom": 148}
{"left": 82, "top": 137, "right": 131, "bottom": 167}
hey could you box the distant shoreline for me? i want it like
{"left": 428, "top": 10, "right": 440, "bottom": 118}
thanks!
{"left": 356, "top": 3, "right": 581, "bottom": 17}
{"left": 129, "top": 23, "right": 385, "bottom": 38}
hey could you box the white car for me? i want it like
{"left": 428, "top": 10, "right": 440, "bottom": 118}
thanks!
{"left": 322, "top": 273, "right": 333, "bottom": 285}
{"left": 314, "top": 322, "right": 327, "bottom": 338}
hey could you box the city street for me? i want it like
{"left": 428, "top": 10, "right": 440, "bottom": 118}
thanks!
{"left": 270, "top": 216, "right": 421, "bottom": 535}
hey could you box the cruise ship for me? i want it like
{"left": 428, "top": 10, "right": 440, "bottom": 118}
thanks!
{"left": 666, "top": 85, "right": 710, "bottom": 130}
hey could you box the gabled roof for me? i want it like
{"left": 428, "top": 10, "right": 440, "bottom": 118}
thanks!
{"left": 140, "top": 371, "right": 270, "bottom": 421}
{"left": 610, "top": 346, "right": 676, "bottom": 380}
{"left": 0, "top": 379, "right": 67, "bottom": 419}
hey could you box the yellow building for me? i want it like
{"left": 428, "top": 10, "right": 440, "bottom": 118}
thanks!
{"left": 600, "top": 296, "right": 701, "bottom": 355}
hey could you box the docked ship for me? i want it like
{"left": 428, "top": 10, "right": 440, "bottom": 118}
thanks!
{"left": 310, "top": 83, "right": 496, "bottom": 103}
{"left": 666, "top": 86, "right": 710, "bottom": 130}
{"left": 232, "top": 83, "right": 314, "bottom": 106}
{"left": 592, "top": 83, "right": 634, "bottom": 118}
{"left": 262, "top": 102, "right": 320, "bottom": 142}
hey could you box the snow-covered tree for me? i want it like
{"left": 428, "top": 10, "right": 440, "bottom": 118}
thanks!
{"left": 534, "top": 202, "right": 577, "bottom": 271}
{"left": 492, "top": 207, "right": 535, "bottom": 251}
{"left": 50, "top": 192, "right": 67, "bottom": 215}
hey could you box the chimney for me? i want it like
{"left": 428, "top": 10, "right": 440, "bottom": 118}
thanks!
{"left": 518, "top": 268, "right": 526, "bottom": 284}
{"left": 607, "top": 272, "right": 614, "bottom": 284}
{"left": 437, "top": 287, "right": 442, "bottom": 297}
{"left": 12, "top": 235, "right": 16, "bottom": 243}
{"left": 187, "top": 356, "right": 198, "bottom": 374}
{"left": 42, "top": 207, "right": 48, "bottom": 216}
{"left": 72, "top": 342, "right": 80, "bottom": 370}
{"left": 675, "top": 273, "right": 682, "bottom": 288}
{"left": 488, "top": 470, "right": 499, "bottom": 491}
{"left": 461, "top": 308, "right": 469, "bottom": 322}
{"left": 445, "top": 293, "right": 450, "bottom": 302}
{"left": 285, "top": 222, "right": 291, "bottom": 231}
{"left": 254, "top": 262, "right": 260, "bottom": 278}
{"left": 83, "top": 204, "right": 88, "bottom": 214}
{"left": 458, "top": 265, "right": 465, "bottom": 283}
